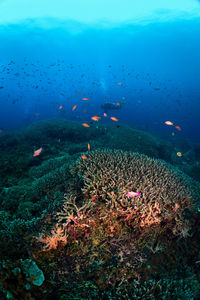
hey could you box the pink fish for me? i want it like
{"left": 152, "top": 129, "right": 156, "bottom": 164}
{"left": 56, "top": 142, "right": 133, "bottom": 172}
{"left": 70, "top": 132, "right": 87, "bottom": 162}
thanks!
{"left": 126, "top": 191, "right": 140, "bottom": 198}
{"left": 33, "top": 147, "right": 43, "bottom": 157}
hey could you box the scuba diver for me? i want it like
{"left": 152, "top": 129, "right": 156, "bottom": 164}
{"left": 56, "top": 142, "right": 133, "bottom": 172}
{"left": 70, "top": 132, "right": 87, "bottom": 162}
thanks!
{"left": 100, "top": 102, "right": 121, "bottom": 113}
{"left": 100, "top": 101, "right": 128, "bottom": 113}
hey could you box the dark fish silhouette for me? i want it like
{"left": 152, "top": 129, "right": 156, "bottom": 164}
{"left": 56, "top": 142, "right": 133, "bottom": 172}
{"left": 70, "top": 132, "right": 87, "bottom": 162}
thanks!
{"left": 100, "top": 102, "right": 121, "bottom": 113}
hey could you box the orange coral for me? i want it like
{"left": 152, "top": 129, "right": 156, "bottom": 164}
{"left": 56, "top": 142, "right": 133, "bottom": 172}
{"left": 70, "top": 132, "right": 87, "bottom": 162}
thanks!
{"left": 38, "top": 224, "right": 67, "bottom": 250}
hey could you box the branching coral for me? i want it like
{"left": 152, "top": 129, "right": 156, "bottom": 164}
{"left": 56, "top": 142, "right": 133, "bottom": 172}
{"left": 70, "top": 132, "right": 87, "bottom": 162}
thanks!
{"left": 71, "top": 149, "right": 199, "bottom": 237}
{"left": 38, "top": 194, "right": 95, "bottom": 250}
{"left": 34, "top": 149, "right": 200, "bottom": 296}
{"left": 57, "top": 194, "right": 94, "bottom": 224}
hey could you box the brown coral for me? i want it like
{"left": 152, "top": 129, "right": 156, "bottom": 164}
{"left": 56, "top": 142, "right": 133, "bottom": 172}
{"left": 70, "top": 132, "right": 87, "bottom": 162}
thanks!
{"left": 71, "top": 149, "right": 199, "bottom": 237}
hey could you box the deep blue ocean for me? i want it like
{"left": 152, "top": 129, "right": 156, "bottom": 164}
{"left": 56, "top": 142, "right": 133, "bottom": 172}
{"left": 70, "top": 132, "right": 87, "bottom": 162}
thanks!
{"left": 0, "top": 3, "right": 200, "bottom": 299}
{"left": 0, "top": 17, "right": 200, "bottom": 141}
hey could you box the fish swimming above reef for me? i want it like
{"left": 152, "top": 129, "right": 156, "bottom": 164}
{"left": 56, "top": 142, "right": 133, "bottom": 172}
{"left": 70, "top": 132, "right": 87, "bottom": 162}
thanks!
{"left": 33, "top": 147, "right": 43, "bottom": 157}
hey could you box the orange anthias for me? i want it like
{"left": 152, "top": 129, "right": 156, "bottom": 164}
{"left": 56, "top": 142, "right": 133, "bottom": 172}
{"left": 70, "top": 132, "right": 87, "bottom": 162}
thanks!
{"left": 91, "top": 116, "right": 101, "bottom": 122}
{"left": 72, "top": 104, "right": 77, "bottom": 111}
{"left": 110, "top": 117, "right": 118, "bottom": 122}
{"left": 164, "top": 121, "right": 173, "bottom": 126}
{"left": 82, "top": 123, "right": 90, "bottom": 128}
{"left": 175, "top": 125, "right": 181, "bottom": 131}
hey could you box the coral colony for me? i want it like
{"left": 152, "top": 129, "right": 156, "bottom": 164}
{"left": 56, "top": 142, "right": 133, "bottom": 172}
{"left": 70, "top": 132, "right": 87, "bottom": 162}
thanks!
{"left": 39, "top": 150, "right": 196, "bottom": 251}
{"left": 0, "top": 122, "right": 200, "bottom": 299}
{"left": 28, "top": 150, "right": 199, "bottom": 298}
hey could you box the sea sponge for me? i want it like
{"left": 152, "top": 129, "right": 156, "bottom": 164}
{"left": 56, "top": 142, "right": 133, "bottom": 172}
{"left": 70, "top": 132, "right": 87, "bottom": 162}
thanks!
{"left": 72, "top": 149, "right": 199, "bottom": 237}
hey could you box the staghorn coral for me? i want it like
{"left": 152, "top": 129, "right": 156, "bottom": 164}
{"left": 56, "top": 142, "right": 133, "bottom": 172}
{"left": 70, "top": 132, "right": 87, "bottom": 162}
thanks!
{"left": 71, "top": 149, "right": 200, "bottom": 237}
{"left": 37, "top": 194, "right": 95, "bottom": 250}
{"left": 57, "top": 278, "right": 200, "bottom": 300}
{"left": 102, "top": 278, "right": 200, "bottom": 300}
{"left": 57, "top": 194, "right": 94, "bottom": 224}
{"left": 34, "top": 149, "right": 200, "bottom": 298}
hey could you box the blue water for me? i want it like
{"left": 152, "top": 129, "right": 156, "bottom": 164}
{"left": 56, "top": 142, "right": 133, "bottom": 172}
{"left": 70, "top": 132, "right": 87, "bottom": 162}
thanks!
{"left": 0, "top": 17, "right": 200, "bottom": 142}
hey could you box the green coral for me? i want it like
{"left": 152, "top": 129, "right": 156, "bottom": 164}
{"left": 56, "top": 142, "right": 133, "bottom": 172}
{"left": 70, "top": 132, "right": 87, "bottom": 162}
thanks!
{"left": 29, "top": 154, "right": 71, "bottom": 179}
{"left": 109, "top": 278, "right": 200, "bottom": 300}
{"left": 56, "top": 278, "right": 200, "bottom": 299}
{"left": 1, "top": 184, "right": 35, "bottom": 213}
{"left": 32, "top": 162, "right": 71, "bottom": 197}
{"left": 0, "top": 259, "right": 45, "bottom": 299}
{"left": 20, "top": 259, "right": 45, "bottom": 286}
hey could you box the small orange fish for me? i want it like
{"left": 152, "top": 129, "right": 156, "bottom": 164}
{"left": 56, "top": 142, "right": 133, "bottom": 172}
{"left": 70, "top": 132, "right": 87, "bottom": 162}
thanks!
{"left": 83, "top": 109, "right": 87, "bottom": 113}
{"left": 117, "top": 82, "right": 123, "bottom": 86}
{"left": 110, "top": 117, "right": 118, "bottom": 122}
{"left": 175, "top": 125, "right": 181, "bottom": 131}
{"left": 165, "top": 121, "right": 173, "bottom": 126}
{"left": 88, "top": 143, "right": 90, "bottom": 151}
{"left": 82, "top": 97, "right": 89, "bottom": 100}
{"left": 104, "top": 113, "right": 107, "bottom": 117}
{"left": 82, "top": 123, "right": 90, "bottom": 128}
{"left": 33, "top": 147, "right": 43, "bottom": 157}
{"left": 72, "top": 104, "right": 77, "bottom": 111}
{"left": 116, "top": 102, "right": 120, "bottom": 106}
{"left": 177, "top": 152, "right": 182, "bottom": 157}
{"left": 81, "top": 155, "right": 87, "bottom": 159}
{"left": 59, "top": 105, "right": 63, "bottom": 110}
{"left": 91, "top": 116, "right": 101, "bottom": 122}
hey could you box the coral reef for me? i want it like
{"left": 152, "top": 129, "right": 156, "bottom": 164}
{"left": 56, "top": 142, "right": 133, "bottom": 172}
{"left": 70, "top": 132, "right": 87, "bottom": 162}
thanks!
{"left": 55, "top": 278, "right": 200, "bottom": 300}
{"left": 105, "top": 125, "right": 170, "bottom": 159}
{"left": 72, "top": 149, "right": 199, "bottom": 238}
{"left": 29, "top": 154, "right": 71, "bottom": 179}
{"left": 0, "top": 259, "right": 45, "bottom": 299}
{"left": 0, "top": 120, "right": 200, "bottom": 299}
{"left": 28, "top": 149, "right": 200, "bottom": 299}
